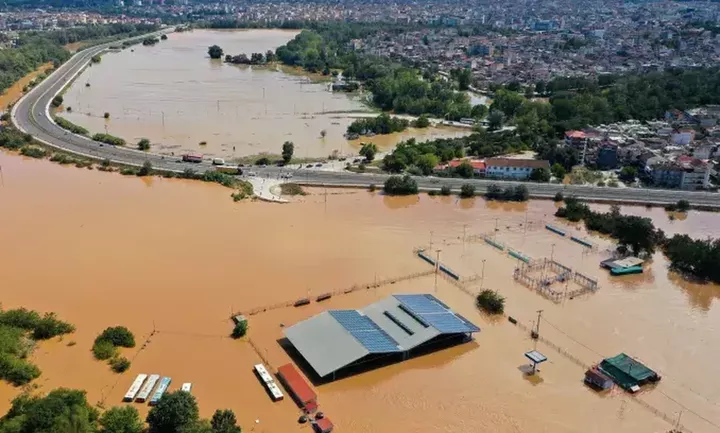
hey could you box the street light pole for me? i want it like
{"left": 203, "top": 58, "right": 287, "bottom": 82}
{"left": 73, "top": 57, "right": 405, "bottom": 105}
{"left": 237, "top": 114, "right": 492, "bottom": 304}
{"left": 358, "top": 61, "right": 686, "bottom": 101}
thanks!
{"left": 481, "top": 259, "right": 486, "bottom": 289}
{"left": 434, "top": 249, "right": 442, "bottom": 291}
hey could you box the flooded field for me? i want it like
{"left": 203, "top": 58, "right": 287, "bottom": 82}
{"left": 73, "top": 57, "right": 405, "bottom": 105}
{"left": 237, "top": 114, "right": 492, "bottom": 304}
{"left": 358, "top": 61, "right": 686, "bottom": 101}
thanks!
{"left": 1, "top": 150, "right": 720, "bottom": 433}
{"left": 58, "top": 29, "right": 468, "bottom": 159}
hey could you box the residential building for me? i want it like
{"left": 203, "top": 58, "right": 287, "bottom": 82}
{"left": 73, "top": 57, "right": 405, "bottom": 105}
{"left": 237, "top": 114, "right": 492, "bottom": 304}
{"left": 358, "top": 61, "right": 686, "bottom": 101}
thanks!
{"left": 597, "top": 144, "right": 618, "bottom": 170}
{"left": 671, "top": 128, "right": 695, "bottom": 146}
{"left": 434, "top": 159, "right": 486, "bottom": 175}
{"left": 649, "top": 156, "right": 711, "bottom": 190}
{"left": 485, "top": 158, "right": 550, "bottom": 179}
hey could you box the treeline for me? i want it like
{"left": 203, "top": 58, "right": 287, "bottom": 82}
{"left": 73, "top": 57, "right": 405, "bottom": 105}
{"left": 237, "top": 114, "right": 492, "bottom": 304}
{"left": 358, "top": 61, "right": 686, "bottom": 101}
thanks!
{"left": 554, "top": 197, "right": 720, "bottom": 283}
{"left": 0, "top": 36, "right": 69, "bottom": 97}
{"left": 40, "top": 23, "right": 160, "bottom": 46}
{"left": 0, "top": 307, "right": 74, "bottom": 385}
{"left": 347, "top": 113, "right": 408, "bottom": 136}
{"left": 275, "top": 23, "right": 472, "bottom": 119}
{"left": 490, "top": 67, "right": 720, "bottom": 143}
{"left": 555, "top": 198, "right": 661, "bottom": 256}
{"left": 224, "top": 50, "right": 276, "bottom": 65}
{"left": 0, "top": 387, "right": 242, "bottom": 433}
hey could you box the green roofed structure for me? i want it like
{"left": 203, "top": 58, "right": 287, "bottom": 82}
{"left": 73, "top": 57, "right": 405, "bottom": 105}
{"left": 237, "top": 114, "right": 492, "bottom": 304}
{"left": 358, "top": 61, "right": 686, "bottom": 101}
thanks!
{"left": 599, "top": 353, "right": 661, "bottom": 392}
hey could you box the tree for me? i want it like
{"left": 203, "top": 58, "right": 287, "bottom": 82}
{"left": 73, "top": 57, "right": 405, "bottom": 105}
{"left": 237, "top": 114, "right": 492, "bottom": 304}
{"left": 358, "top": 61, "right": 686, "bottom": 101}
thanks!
{"left": 459, "top": 184, "right": 476, "bottom": 198}
{"left": 208, "top": 45, "right": 224, "bottom": 59}
{"left": 137, "top": 138, "right": 151, "bottom": 151}
{"left": 99, "top": 406, "right": 144, "bottom": 433}
{"left": 454, "top": 161, "right": 474, "bottom": 178}
{"left": 487, "top": 110, "right": 504, "bottom": 131}
{"left": 485, "top": 184, "right": 503, "bottom": 200}
{"left": 281, "top": 141, "right": 294, "bottom": 163}
{"left": 147, "top": 391, "right": 200, "bottom": 433}
{"left": 110, "top": 356, "right": 131, "bottom": 373}
{"left": 619, "top": 166, "right": 637, "bottom": 182}
{"left": 211, "top": 409, "right": 241, "bottom": 433}
{"left": 676, "top": 199, "right": 690, "bottom": 212}
{"left": 440, "top": 185, "right": 451, "bottom": 196}
{"left": 551, "top": 163, "right": 566, "bottom": 180}
{"left": 416, "top": 153, "right": 439, "bottom": 176}
{"left": 359, "top": 142, "right": 378, "bottom": 162}
{"left": 1, "top": 388, "right": 99, "bottom": 433}
{"left": 455, "top": 68, "right": 472, "bottom": 90}
{"left": 161, "top": 34, "right": 168, "bottom": 40}
{"left": 476, "top": 289, "right": 505, "bottom": 314}
{"left": 471, "top": 104, "right": 488, "bottom": 119}
{"left": 529, "top": 167, "right": 550, "bottom": 182}
{"left": 553, "top": 192, "right": 564, "bottom": 202}
{"left": 412, "top": 114, "right": 430, "bottom": 128}
{"left": 51, "top": 95, "right": 63, "bottom": 107}
{"left": 231, "top": 321, "right": 247, "bottom": 339}
{"left": 383, "top": 175, "right": 418, "bottom": 195}
{"left": 104, "top": 112, "right": 110, "bottom": 119}
{"left": 138, "top": 161, "right": 153, "bottom": 176}
{"left": 265, "top": 50, "right": 276, "bottom": 62}
{"left": 95, "top": 326, "right": 135, "bottom": 348}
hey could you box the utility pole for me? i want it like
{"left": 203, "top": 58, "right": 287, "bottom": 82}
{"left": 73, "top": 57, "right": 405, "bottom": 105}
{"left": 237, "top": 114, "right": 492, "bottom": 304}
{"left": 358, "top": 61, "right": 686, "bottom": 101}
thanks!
{"left": 551, "top": 243, "right": 556, "bottom": 262}
{"left": 480, "top": 259, "right": 486, "bottom": 289}
{"left": 534, "top": 310, "right": 543, "bottom": 337}
{"left": 462, "top": 224, "right": 467, "bottom": 255}
{"left": 434, "top": 249, "right": 442, "bottom": 291}
{"left": 494, "top": 218, "right": 499, "bottom": 241}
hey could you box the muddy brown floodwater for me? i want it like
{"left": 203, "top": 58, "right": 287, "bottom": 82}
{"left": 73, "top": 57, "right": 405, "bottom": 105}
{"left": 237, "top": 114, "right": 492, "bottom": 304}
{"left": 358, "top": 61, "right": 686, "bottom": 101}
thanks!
{"left": 58, "top": 29, "right": 468, "bottom": 159}
{"left": 2, "top": 150, "right": 720, "bottom": 433}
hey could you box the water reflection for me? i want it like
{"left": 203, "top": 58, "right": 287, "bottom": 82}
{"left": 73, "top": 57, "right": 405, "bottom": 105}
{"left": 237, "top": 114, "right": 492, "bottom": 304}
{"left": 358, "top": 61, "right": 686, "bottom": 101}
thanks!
{"left": 382, "top": 194, "right": 420, "bottom": 210}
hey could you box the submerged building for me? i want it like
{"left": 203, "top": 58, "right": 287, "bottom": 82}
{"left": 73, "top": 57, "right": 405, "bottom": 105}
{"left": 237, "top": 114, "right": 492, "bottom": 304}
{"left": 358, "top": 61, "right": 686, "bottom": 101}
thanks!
{"left": 283, "top": 294, "right": 480, "bottom": 381}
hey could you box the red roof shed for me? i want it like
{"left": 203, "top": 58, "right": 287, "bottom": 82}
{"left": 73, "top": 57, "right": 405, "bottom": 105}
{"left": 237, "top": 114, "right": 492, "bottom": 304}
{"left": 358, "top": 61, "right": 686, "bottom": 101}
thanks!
{"left": 277, "top": 364, "right": 317, "bottom": 411}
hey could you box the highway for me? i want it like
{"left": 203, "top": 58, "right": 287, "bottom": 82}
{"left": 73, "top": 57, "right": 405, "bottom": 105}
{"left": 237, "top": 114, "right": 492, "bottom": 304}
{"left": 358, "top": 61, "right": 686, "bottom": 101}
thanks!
{"left": 11, "top": 33, "right": 720, "bottom": 208}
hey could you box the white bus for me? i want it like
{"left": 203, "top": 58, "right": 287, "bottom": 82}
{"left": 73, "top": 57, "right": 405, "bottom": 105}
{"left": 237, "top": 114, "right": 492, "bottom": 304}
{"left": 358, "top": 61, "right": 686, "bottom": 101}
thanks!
{"left": 123, "top": 374, "right": 147, "bottom": 402}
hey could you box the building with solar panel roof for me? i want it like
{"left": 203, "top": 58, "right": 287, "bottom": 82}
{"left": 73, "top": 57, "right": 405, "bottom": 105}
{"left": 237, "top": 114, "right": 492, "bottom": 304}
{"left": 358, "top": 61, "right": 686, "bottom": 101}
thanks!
{"left": 283, "top": 294, "right": 480, "bottom": 381}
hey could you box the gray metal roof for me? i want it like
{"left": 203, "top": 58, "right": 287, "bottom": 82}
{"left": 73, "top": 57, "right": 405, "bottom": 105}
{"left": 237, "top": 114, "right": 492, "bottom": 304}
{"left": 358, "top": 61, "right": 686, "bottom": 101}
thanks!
{"left": 283, "top": 294, "right": 480, "bottom": 378}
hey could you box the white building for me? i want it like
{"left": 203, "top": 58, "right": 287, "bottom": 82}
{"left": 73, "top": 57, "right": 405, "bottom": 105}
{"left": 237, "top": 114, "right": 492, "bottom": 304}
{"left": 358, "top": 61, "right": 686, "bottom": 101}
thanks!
{"left": 485, "top": 158, "right": 550, "bottom": 180}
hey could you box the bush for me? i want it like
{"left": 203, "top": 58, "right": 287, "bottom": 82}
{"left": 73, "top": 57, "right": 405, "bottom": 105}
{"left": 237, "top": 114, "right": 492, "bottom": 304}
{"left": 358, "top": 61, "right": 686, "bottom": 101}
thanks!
{"left": 55, "top": 116, "right": 89, "bottom": 135}
{"left": 0, "top": 354, "right": 41, "bottom": 385}
{"left": 231, "top": 322, "right": 248, "bottom": 339}
{"left": 121, "top": 168, "right": 138, "bottom": 176}
{"left": 51, "top": 95, "right": 63, "bottom": 107}
{"left": 109, "top": 356, "right": 131, "bottom": 373}
{"left": 95, "top": 326, "right": 135, "bottom": 348}
{"left": 92, "top": 340, "right": 116, "bottom": 360}
{"left": 92, "top": 133, "right": 125, "bottom": 146}
{"left": 553, "top": 192, "right": 564, "bottom": 202}
{"left": 32, "top": 313, "right": 75, "bottom": 340}
{"left": 384, "top": 174, "right": 418, "bottom": 195}
{"left": 20, "top": 146, "right": 47, "bottom": 159}
{"left": 412, "top": 114, "right": 430, "bottom": 128}
{"left": 676, "top": 199, "right": 690, "bottom": 212}
{"left": 0, "top": 130, "right": 27, "bottom": 150}
{"left": 476, "top": 289, "right": 505, "bottom": 314}
{"left": 255, "top": 156, "right": 271, "bottom": 166}
{"left": 137, "top": 161, "right": 153, "bottom": 176}
{"left": 103, "top": 112, "right": 110, "bottom": 119}
{"left": 459, "top": 183, "right": 476, "bottom": 198}
{"left": 137, "top": 138, "right": 151, "bottom": 151}
{"left": 280, "top": 183, "right": 306, "bottom": 195}
{"left": 440, "top": 185, "right": 452, "bottom": 196}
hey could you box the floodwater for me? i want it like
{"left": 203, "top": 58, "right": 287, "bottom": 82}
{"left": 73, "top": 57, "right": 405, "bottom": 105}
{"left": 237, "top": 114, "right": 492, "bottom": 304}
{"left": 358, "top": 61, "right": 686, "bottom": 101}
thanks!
{"left": 2, "top": 151, "right": 720, "bottom": 433}
{"left": 59, "top": 29, "right": 468, "bottom": 159}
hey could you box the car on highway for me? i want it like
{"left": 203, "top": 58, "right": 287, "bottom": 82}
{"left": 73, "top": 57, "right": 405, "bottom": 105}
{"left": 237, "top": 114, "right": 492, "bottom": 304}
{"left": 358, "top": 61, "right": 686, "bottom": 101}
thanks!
{"left": 306, "top": 164, "right": 313, "bottom": 168}
{"left": 315, "top": 163, "right": 323, "bottom": 167}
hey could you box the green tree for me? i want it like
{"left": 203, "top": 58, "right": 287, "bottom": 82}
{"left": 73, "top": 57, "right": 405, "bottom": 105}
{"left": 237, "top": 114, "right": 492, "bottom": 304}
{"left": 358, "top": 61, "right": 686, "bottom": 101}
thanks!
{"left": 676, "top": 200, "right": 690, "bottom": 212}
{"left": 440, "top": 185, "right": 451, "bottom": 195}
{"left": 416, "top": 153, "right": 439, "bottom": 175}
{"left": 0, "top": 388, "right": 99, "bottom": 433}
{"left": 109, "top": 356, "right": 131, "bottom": 373}
{"left": 476, "top": 289, "right": 505, "bottom": 314}
{"left": 281, "top": 141, "right": 294, "bottom": 163}
{"left": 454, "top": 68, "right": 472, "bottom": 90}
{"left": 551, "top": 163, "right": 566, "bottom": 180}
{"left": 104, "top": 112, "right": 110, "bottom": 119}
{"left": 161, "top": 34, "right": 168, "bottom": 40}
{"left": 359, "top": 142, "right": 378, "bottom": 162}
{"left": 471, "top": 104, "right": 488, "bottom": 119}
{"left": 618, "top": 166, "right": 637, "bottom": 182}
{"left": 454, "top": 161, "right": 474, "bottom": 178}
{"left": 412, "top": 114, "right": 430, "bottom": 128}
{"left": 93, "top": 340, "right": 116, "bottom": 360}
{"left": 99, "top": 406, "right": 144, "bottom": 433}
{"left": 459, "top": 184, "right": 476, "bottom": 198}
{"left": 265, "top": 50, "right": 276, "bottom": 62}
{"left": 95, "top": 326, "right": 135, "bottom": 348}
{"left": 211, "top": 409, "right": 242, "bottom": 433}
{"left": 487, "top": 110, "right": 504, "bottom": 131}
{"left": 553, "top": 192, "right": 564, "bottom": 202}
{"left": 383, "top": 174, "right": 418, "bottom": 195}
{"left": 208, "top": 45, "right": 224, "bottom": 59}
{"left": 51, "top": 95, "right": 63, "bottom": 107}
{"left": 231, "top": 321, "right": 248, "bottom": 339}
{"left": 138, "top": 138, "right": 151, "bottom": 151}
{"left": 147, "top": 391, "right": 200, "bottom": 433}
{"left": 138, "top": 161, "right": 153, "bottom": 177}
{"left": 529, "top": 167, "right": 550, "bottom": 182}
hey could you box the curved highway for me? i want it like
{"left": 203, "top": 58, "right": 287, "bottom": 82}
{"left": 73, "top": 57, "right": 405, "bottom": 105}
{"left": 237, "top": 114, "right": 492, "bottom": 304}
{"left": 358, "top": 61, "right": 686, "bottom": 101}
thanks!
{"left": 12, "top": 35, "right": 720, "bottom": 207}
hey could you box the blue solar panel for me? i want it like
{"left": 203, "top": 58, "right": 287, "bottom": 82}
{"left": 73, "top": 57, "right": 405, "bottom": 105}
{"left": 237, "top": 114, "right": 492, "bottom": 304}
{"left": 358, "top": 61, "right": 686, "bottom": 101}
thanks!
{"left": 421, "top": 312, "right": 480, "bottom": 333}
{"left": 393, "top": 294, "right": 480, "bottom": 334}
{"left": 329, "top": 310, "right": 400, "bottom": 353}
{"left": 393, "top": 294, "right": 447, "bottom": 314}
